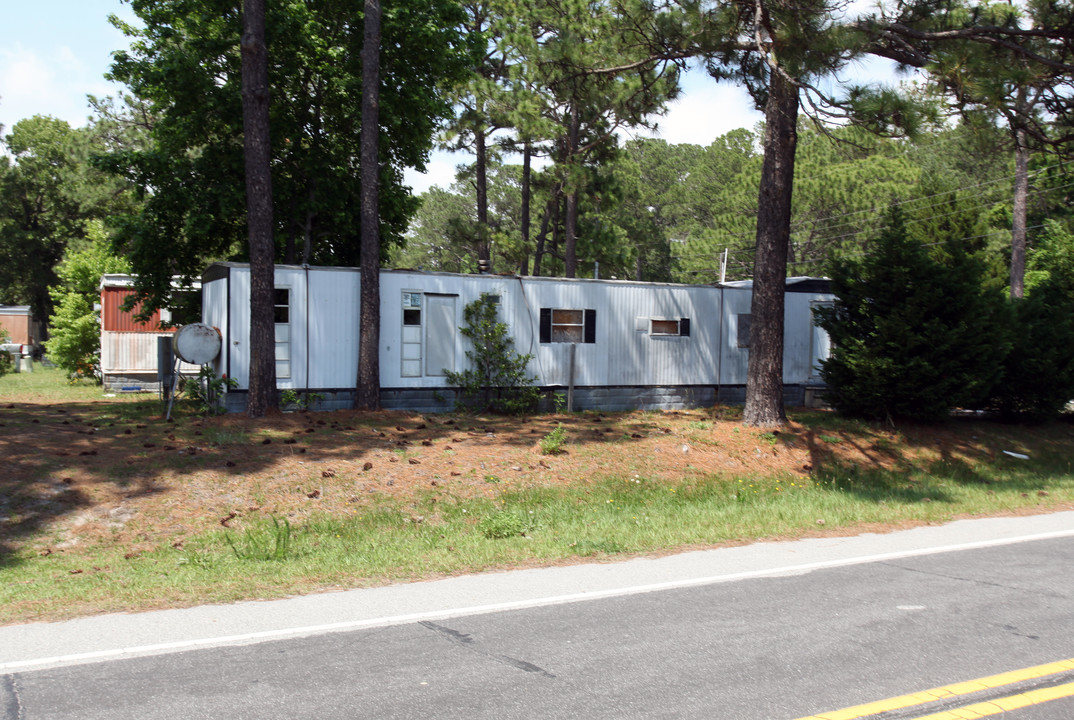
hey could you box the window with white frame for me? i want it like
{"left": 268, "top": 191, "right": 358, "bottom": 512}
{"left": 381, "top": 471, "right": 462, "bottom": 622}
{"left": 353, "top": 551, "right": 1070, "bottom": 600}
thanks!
{"left": 274, "top": 288, "right": 291, "bottom": 378}
{"left": 401, "top": 291, "right": 423, "bottom": 377}
{"left": 649, "top": 318, "right": 691, "bottom": 337}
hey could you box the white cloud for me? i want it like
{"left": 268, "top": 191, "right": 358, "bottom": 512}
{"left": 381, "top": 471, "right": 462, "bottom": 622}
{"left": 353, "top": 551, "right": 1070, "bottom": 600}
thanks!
{"left": 405, "top": 152, "right": 462, "bottom": 195}
{"left": 0, "top": 43, "right": 118, "bottom": 133}
{"left": 630, "top": 73, "right": 763, "bottom": 146}
{"left": 57, "top": 46, "right": 85, "bottom": 74}
{"left": 1, "top": 47, "right": 58, "bottom": 102}
{"left": 405, "top": 72, "right": 764, "bottom": 195}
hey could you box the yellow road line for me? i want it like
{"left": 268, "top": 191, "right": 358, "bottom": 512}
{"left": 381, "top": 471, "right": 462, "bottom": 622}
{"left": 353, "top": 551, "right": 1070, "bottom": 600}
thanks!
{"left": 908, "top": 680, "right": 1074, "bottom": 719}
{"left": 795, "top": 658, "right": 1074, "bottom": 720}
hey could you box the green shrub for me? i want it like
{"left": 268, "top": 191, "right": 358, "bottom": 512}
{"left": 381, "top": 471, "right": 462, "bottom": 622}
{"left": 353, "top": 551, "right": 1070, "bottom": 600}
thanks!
{"left": 445, "top": 293, "right": 540, "bottom": 414}
{"left": 539, "top": 424, "right": 568, "bottom": 455}
{"left": 478, "top": 509, "right": 534, "bottom": 539}
{"left": 0, "top": 329, "right": 13, "bottom": 377}
{"left": 44, "top": 223, "right": 130, "bottom": 381}
{"left": 44, "top": 293, "right": 101, "bottom": 381}
{"left": 181, "top": 365, "right": 237, "bottom": 415}
{"left": 816, "top": 206, "right": 1007, "bottom": 422}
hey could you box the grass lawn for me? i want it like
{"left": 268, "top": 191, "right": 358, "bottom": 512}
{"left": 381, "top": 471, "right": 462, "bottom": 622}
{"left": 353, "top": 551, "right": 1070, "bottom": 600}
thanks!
{"left": 2, "top": 364, "right": 1072, "bottom": 625}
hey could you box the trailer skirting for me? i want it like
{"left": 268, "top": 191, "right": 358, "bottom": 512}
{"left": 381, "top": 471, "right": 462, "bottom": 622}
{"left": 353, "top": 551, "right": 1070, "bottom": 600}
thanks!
{"left": 213, "top": 384, "right": 826, "bottom": 415}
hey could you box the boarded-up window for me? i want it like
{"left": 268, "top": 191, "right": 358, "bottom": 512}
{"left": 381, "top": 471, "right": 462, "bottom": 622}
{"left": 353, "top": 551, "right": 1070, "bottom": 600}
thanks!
{"left": 540, "top": 308, "right": 596, "bottom": 344}
{"left": 737, "top": 313, "right": 752, "bottom": 348}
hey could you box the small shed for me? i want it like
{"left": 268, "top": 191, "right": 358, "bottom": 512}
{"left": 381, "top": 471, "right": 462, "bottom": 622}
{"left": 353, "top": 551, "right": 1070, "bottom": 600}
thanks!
{"left": 201, "top": 263, "right": 833, "bottom": 413}
{"left": 0, "top": 305, "right": 36, "bottom": 345}
{"left": 99, "top": 275, "right": 202, "bottom": 391}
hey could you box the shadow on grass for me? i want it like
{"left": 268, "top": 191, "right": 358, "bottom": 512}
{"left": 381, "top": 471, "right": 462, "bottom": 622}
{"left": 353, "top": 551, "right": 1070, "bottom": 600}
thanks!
{"left": 3, "top": 394, "right": 1070, "bottom": 571}
{"left": 0, "top": 399, "right": 666, "bottom": 568}
{"left": 800, "top": 410, "right": 1074, "bottom": 506}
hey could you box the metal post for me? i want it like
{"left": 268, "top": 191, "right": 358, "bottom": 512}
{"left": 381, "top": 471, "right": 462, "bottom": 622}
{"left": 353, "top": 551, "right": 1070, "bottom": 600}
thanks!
{"left": 567, "top": 343, "right": 576, "bottom": 412}
{"left": 165, "top": 357, "right": 180, "bottom": 421}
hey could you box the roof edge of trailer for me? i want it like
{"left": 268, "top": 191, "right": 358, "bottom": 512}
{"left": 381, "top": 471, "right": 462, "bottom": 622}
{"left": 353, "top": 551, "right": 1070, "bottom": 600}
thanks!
{"left": 100, "top": 274, "right": 203, "bottom": 291}
{"left": 719, "top": 276, "right": 832, "bottom": 293}
{"left": 201, "top": 262, "right": 831, "bottom": 292}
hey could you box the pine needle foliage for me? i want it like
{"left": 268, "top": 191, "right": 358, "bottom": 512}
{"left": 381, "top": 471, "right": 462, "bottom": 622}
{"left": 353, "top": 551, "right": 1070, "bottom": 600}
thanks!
{"left": 989, "top": 221, "right": 1074, "bottom": 419}
{"left": 816, "top": 206, "right": 1007, "bottom": 422}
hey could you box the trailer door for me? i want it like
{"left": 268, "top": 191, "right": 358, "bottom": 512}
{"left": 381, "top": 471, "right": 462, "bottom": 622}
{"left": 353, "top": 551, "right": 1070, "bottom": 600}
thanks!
{"left": 424, "top": 294, "right": 456, "bottom": 377}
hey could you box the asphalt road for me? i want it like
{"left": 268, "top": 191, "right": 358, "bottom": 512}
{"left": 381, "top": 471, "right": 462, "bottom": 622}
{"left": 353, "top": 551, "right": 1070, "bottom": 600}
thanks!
{"left": 2, "top": 512, "right": 1072, "bottom": 719}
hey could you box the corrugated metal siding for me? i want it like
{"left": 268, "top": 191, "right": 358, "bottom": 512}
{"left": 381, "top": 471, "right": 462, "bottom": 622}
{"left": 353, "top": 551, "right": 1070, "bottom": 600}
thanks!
{"left": 101, "top": 288, "right": 164, "bottom": 332}
{"left": 226, "top": 270, "right": 251, "bottom": 388}
{"left": 202, "top": 277, "right": 229, "bottom": 379}
{"left": 206, "top": 264, "right": 834, "bottom": 397}
{"left": 307, "top": 269, "right": 359, "bottom": 388}
{"left": 782, "top": 293, "right": 830, "bottom": 382}
{"left": 719, "top": 288, "right": 753, "bottom": 384}
{"left": 101, "top": 332, "right": 200, "bottom": 374}
{"left": 517, "top": 279, "right": 721, "bottom": 387}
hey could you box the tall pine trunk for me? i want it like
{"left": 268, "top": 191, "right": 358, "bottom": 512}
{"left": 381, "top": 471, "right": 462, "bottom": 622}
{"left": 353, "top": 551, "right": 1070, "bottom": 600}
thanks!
{"left": 355, "top": 0, "right": 381, "bottom": 410}
{"left": 241, "top": 0, "right": 277, "bottom": 418}
{"left": 743, "top": 71, "right": 798, "bottom": 428}
{"left": 564, "top": 191, "right": 579, "bottom": 277}
{"left": 563, "top": 106, "right": 581, "bottom": 278}
{"left": 532, "top": 198, "right": 553, "bottom": 276}
{"left": 519, "top": 141, "right": 531, "bottom": 275}
{"left": 1010, "top": 121, "right": 1029, "bottom": 300}
{"left": 475, "top": 129, "right": 490, "bottom": 269}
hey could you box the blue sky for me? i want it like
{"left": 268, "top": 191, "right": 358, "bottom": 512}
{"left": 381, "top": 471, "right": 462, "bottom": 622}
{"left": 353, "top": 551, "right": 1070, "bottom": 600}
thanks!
{"left": 0, "top": 0, "right": 793, "bottom": 193}
{"left": 0, "top": 0, "right": 138, "bottom": 134}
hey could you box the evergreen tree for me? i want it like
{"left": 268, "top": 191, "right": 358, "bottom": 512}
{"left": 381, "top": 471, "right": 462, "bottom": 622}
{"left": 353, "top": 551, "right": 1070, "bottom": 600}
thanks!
{"left": 445, "top": 294, "right": 539, "bottom": 414}
{"left": 988, "top": 220, "right": 1074, "bottom": 418}
{"left": 817, "top": 206, "right": 1006, "bottom": 422}
{"left": 105, "top": 0, "right": 473, "bottom": 313}
{"left": 241, "top": 0, "right": 277, "bottom": 418}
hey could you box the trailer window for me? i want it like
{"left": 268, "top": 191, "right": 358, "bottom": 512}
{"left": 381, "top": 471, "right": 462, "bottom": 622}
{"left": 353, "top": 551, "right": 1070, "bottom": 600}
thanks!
{"left": 736, "top": 313, "right": 752, "bottom": 349}
{"left": 402, "top": 292, "right": 422, "bottom": 376}
{"left": 540, "top": 308, "right": 596, "bottom": 344}
{"left": 650, "top": 318, "right": 690, "bottom": 337}
{"left": 275, "top": 288, "right": 291, "bottom": 378}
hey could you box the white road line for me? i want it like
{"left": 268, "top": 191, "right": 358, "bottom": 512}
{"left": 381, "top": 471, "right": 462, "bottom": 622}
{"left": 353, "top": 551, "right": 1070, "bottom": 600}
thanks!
{"left": 3, "top": 526, "right": 1073, "bottom": 673}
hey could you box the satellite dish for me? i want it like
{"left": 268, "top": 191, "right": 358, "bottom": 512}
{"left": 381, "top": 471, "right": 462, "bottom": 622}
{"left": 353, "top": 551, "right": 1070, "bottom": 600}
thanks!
{"left": 174, "top": 323, "right": 222, "bottom": 365}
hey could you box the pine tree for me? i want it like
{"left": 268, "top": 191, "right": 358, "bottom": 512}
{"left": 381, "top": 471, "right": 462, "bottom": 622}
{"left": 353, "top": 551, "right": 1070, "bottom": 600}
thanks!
{"left": 988, "top": 221, "right": 1074, "bottom": 418}
{"left": 817, "top": 206, "right": 1006, "bottom": 422}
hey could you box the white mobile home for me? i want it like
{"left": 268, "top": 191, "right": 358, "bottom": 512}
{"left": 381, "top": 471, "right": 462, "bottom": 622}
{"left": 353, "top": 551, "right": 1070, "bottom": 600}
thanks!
{"left": 201, "top": 263, "right": 833, "bottom": 413}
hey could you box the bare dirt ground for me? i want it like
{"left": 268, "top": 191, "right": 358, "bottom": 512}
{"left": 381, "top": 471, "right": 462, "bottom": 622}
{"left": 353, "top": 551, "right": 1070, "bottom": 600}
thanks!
{"left": 2, "top": 397, "right": 1070, "bottom": 561}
